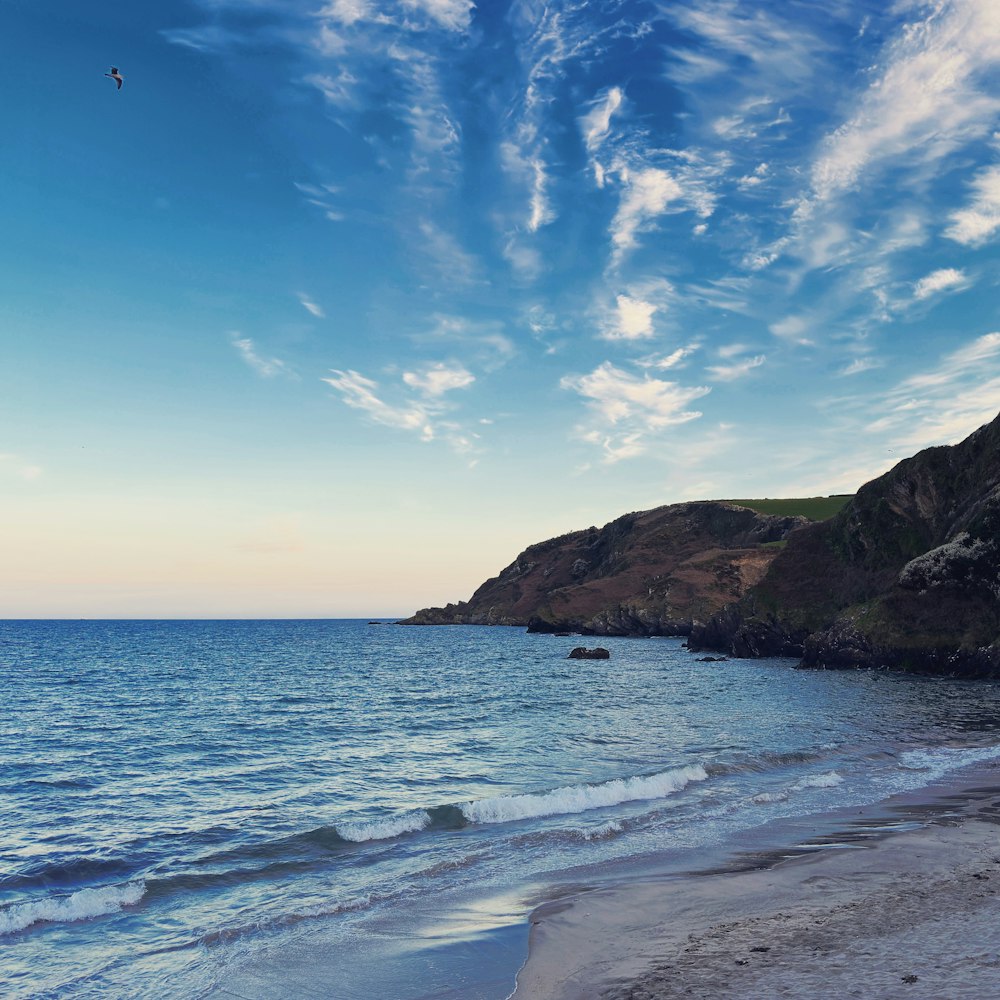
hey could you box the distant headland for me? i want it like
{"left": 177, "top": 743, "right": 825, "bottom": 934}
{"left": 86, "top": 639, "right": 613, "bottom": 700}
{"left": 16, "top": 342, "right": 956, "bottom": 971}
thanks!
{"left": 404, "top": 411, "right": 1000, "bottom": 677}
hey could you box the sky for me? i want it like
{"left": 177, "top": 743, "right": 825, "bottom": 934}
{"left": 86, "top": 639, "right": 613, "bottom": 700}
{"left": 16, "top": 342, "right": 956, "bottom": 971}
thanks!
{"left": 4, "top": 0, "right": 1000, "bottom": 617}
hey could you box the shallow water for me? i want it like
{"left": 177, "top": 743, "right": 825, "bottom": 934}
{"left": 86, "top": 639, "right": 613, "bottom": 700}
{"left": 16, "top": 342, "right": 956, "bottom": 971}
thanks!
{"left": 4, "top": 620, "right": 1000, "bottom": 998}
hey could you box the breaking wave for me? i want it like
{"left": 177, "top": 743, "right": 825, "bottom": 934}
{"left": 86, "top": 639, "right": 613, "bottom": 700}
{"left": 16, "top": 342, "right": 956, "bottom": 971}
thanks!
{"left": 0, "top": 881, "right": 145, "bottom": 935}
{"left": 899, "top": 744, "right": 1000, "bottom": 776}
{"left": 793, "top": 771, "right": 844, "bottom": 790}
{"left": 460, "top": 764, "right": 709, "bottom": 824}
{"left": 337, "top": 812, "right": 432, "bottom": 842}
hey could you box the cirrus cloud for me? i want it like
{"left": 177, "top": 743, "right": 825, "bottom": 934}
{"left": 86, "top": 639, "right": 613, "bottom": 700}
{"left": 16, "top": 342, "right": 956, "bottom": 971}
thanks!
{"left": 912, "top": 267, "right": 970, "bottom": 301}
{"left": 945, "top": 164, "right": 1000, "bottom": 245}
{"left": 561, "top": 361, "right": 710, "bottom": 463}
{"left": 402, "top": 361, "right": 475, "bottom": 396}
{"left": 323, "top": 362, "right": 478, "bottom": 455}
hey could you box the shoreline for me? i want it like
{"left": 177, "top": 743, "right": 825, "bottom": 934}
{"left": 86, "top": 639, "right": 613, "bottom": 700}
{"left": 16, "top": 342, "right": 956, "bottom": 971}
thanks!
{"left": 512, "top": 765, "right": 1000, "bottom": 999}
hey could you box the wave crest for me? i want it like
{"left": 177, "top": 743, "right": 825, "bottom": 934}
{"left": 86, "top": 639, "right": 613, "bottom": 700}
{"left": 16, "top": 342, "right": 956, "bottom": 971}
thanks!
{"left": 461, "top": 764, "right": 708, "bottom": 824}
{"left": 337, "top": 812, "right": 431, "bottom": 842}
{"left": 793, "top": 771, "right": 843, "bottom": 790}
{"left": 0, "top": 881, "right": 145, "bottom": 935}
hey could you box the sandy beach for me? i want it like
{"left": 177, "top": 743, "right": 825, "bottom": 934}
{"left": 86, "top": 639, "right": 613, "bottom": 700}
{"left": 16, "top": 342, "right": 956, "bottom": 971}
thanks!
{"left": 513, "top": 776, "right": 1000, "bottom": 999}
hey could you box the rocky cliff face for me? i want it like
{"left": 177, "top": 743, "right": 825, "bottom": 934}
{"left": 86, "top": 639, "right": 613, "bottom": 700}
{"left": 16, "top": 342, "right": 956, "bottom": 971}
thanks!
{"left": 689, "top": 414, "right": 1000, "bottom": 676}
{"left": 402, "top": 501, "right": 807, "bottom": 635}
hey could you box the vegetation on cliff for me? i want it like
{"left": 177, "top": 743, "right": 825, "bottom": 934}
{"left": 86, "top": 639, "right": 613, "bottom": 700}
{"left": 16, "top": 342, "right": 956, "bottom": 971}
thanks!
{"left": 690, "top": 413, "right": 1000, "bottom": 676}
{"left": 402, "top": 501, "right": 813, "bottom": 636}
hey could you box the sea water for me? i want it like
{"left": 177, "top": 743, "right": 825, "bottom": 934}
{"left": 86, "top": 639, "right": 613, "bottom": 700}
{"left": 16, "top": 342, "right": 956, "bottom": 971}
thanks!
{"left": 4, "top": 620, "right": 1000, "bottom": 999}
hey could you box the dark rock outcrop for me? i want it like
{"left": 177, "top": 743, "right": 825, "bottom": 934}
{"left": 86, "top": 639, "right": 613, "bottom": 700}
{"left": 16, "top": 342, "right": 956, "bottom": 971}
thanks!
{"left": 401, "top": 501, "right": 808, "bottom": 636}
{"left": 690, "top": 413, "right": 1000, "bottom": 676}
{"left": 567, "top": 647, "right": 610, "bottom": 660}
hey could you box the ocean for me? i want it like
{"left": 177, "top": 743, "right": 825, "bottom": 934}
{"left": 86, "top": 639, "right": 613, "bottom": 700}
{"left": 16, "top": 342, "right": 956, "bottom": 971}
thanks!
{"left": 4, "top": 619, "right": 1000, "bottom": 999}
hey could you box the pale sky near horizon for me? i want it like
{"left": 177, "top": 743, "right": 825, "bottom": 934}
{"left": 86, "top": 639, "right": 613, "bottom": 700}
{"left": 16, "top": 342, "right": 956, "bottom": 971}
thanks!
{"left": 4, "top": 0, "right": 1000, "bottom": 617}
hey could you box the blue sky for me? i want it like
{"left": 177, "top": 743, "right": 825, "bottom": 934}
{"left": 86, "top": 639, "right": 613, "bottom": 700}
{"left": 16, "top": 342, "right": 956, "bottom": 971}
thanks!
{"left": 4, "top": 0, "right": 1000, "bottom": 616}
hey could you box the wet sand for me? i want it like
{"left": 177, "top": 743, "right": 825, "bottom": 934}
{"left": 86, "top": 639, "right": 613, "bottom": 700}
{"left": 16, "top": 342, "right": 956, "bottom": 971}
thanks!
{"left": 513, "top": 779, "right": 1000, "bottom": 999}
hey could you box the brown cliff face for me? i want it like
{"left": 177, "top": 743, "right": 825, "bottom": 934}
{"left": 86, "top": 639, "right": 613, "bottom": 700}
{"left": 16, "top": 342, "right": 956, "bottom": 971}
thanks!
{"left": 401, "top": 501, "right": 807, "bottom": 636}
{"left": 690, "top": 413, "right": 1000, "bottom": 675}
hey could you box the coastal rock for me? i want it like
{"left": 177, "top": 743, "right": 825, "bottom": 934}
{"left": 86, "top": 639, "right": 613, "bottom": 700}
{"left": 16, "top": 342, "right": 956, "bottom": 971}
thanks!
{"left": 567, "top": 647, "right": 610, "bottom": 659}
{"left": 691, "top": 412, "right": 1000, "bottom": 677}
{"left": 402, "top": 501, "right": 810, "bottom": 636}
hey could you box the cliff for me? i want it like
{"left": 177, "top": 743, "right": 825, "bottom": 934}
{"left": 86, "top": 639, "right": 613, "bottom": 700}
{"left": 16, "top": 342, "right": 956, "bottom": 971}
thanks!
{"left": 402, "top": 501, "right": 809, "bottom": 636}
{"left": 689, "top": 413, "right": 1000, "bottom": 676}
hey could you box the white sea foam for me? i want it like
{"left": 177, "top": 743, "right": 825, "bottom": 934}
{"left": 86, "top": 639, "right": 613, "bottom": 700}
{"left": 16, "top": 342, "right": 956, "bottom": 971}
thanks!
{"left": 901, "top": 744, "right": 1000, "bottom": 771}
{"left": 751, "top": 791, "right": 789, "bottom": 804}
{"left": 0, "top": 881, "right": 145, "bottom": 935}
{"left": 580, "top": 820, "right": 625, "bottom": 840}
{"left": 461, "top": 764, "right": 708, "bottom": 825}
{"left": 337, "top": 811, "right": 431, "bottom": 842}
{"left": 898, "top": 744, "right": 1000, "bottom": 775}
{"left": 793, "top": 771, "right": 844, "bottom": 790}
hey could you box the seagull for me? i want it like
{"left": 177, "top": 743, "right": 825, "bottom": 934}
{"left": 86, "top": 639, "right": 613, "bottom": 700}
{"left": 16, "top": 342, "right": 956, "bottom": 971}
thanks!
{"left": 105, "top": 66, "right": 123, "bottom": 90}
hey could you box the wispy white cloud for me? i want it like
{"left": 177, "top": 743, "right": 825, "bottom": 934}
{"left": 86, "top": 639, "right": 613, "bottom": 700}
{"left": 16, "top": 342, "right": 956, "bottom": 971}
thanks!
{"left": 806, "top": 1, "right": 1000, "bottom": 206}
{"left": 862, "top": 332, "right": 1000, "bottom": 451}
{"left": 912, "top": 267, "right": 971, "bottom": 301}
{"left": 299, "top": 3, "right": 479, "bottom": 280}
{"left": 306, "top": 70, "right": 360, "bottom": 109}
{"left": 500, "top": 3, "right": 703, "bottom": 276}
{"left": 945, "top": 164, "right": 1000, "bottom": 245}
{"left": 580, "top": 85, "right": 625, "bottom": 185}
{"left": 686, "top": 278, "right": 752, "bottom": 315}
{"left": 711, "top": 103, "right": 790, "bottom": 142}
{"left": 0, "top": 454, "right": 42, "bottom": 481}
{"left": 409, "top": 0, "right": 474, "bottom": 32}
{"left": 705, "top": 353, "right": 766, "bottom": 382}
{"left": 501, "top": 142, "right": 554, "bottom": 233}
{"left": 769, "top": 315, "right": 812, "bottom": 344}
{"left": 294, "top": 180, "right": 344, "bottom": 223}
{"left": 402, "top": 361, "right": 474, "bottom": 396}
{"left": 636, "top": 345, "right": 698, "bottom": 370}
{"left": 324, "top": 369, "right": 433, "bottom": 437}
{"left": 412, "top": 219, "right": 480, "bottom": 285}
{"left": 498, "top": 1, "right": 610, "bottom": 258}
{"left": 561, "top": 361, "right": 710, "bottom": 463}
{"left": 666, "top": 47, "right": 730, "bottom": 84}
{"left": 737, "top": 162, "right": 770, "bottom": 190}
{"left": 666, "top": 1, "right": 830, "bottom": 85}
{"left": 298, "top": 293, "right": 325, "bottom": 317}
{"left": 839, "top": 356, "right": 881, "bottom": 377}
{"left": 322, "top": 364, "right": 477, "bottom": 453}
{"left": 161, "top": 24, "right": 251, "bottom": 53}
{"left": 317, "top": 0, "right": 473, "bottom": 33}
{"left": 391, "top": 47, "right": 462, "bottom": 174}
{"left": 421, "top": 314, "right": 516, "bottom": 370}
{"left": 582, "top": 86, "right": 624, "bottom": 153}
{"left": 231, "top": 335, "right": 294, "bottom": 378}
{"left": 318, "top": 0, "right": 374, "bottom": 27}
{"left": 716, "top": 342, "right": 748, "bottom": 359}
{"left": 609, "top": 165, "right": 684, "bottom": 264}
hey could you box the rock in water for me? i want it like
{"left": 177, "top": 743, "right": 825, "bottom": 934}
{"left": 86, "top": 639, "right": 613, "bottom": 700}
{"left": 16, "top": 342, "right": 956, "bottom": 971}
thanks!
{"left": 567, "top": 647, "right": 610, "bottom": 659}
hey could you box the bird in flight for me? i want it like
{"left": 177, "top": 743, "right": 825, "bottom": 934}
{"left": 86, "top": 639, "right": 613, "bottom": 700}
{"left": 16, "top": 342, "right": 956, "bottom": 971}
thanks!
{"left": 105, "top": 66, "right": 123, "bottom": 90}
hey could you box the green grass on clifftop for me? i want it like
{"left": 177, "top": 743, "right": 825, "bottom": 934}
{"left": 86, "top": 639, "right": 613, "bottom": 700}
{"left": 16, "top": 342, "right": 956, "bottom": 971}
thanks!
{"left": 724, "top": 495, "right": 853, "bottom": 521}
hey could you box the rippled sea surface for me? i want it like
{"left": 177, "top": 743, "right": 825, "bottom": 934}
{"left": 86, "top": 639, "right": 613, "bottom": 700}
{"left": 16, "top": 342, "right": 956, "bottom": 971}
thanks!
{"left": 5, "top": 620, "right": 1000, "bottom": 998}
